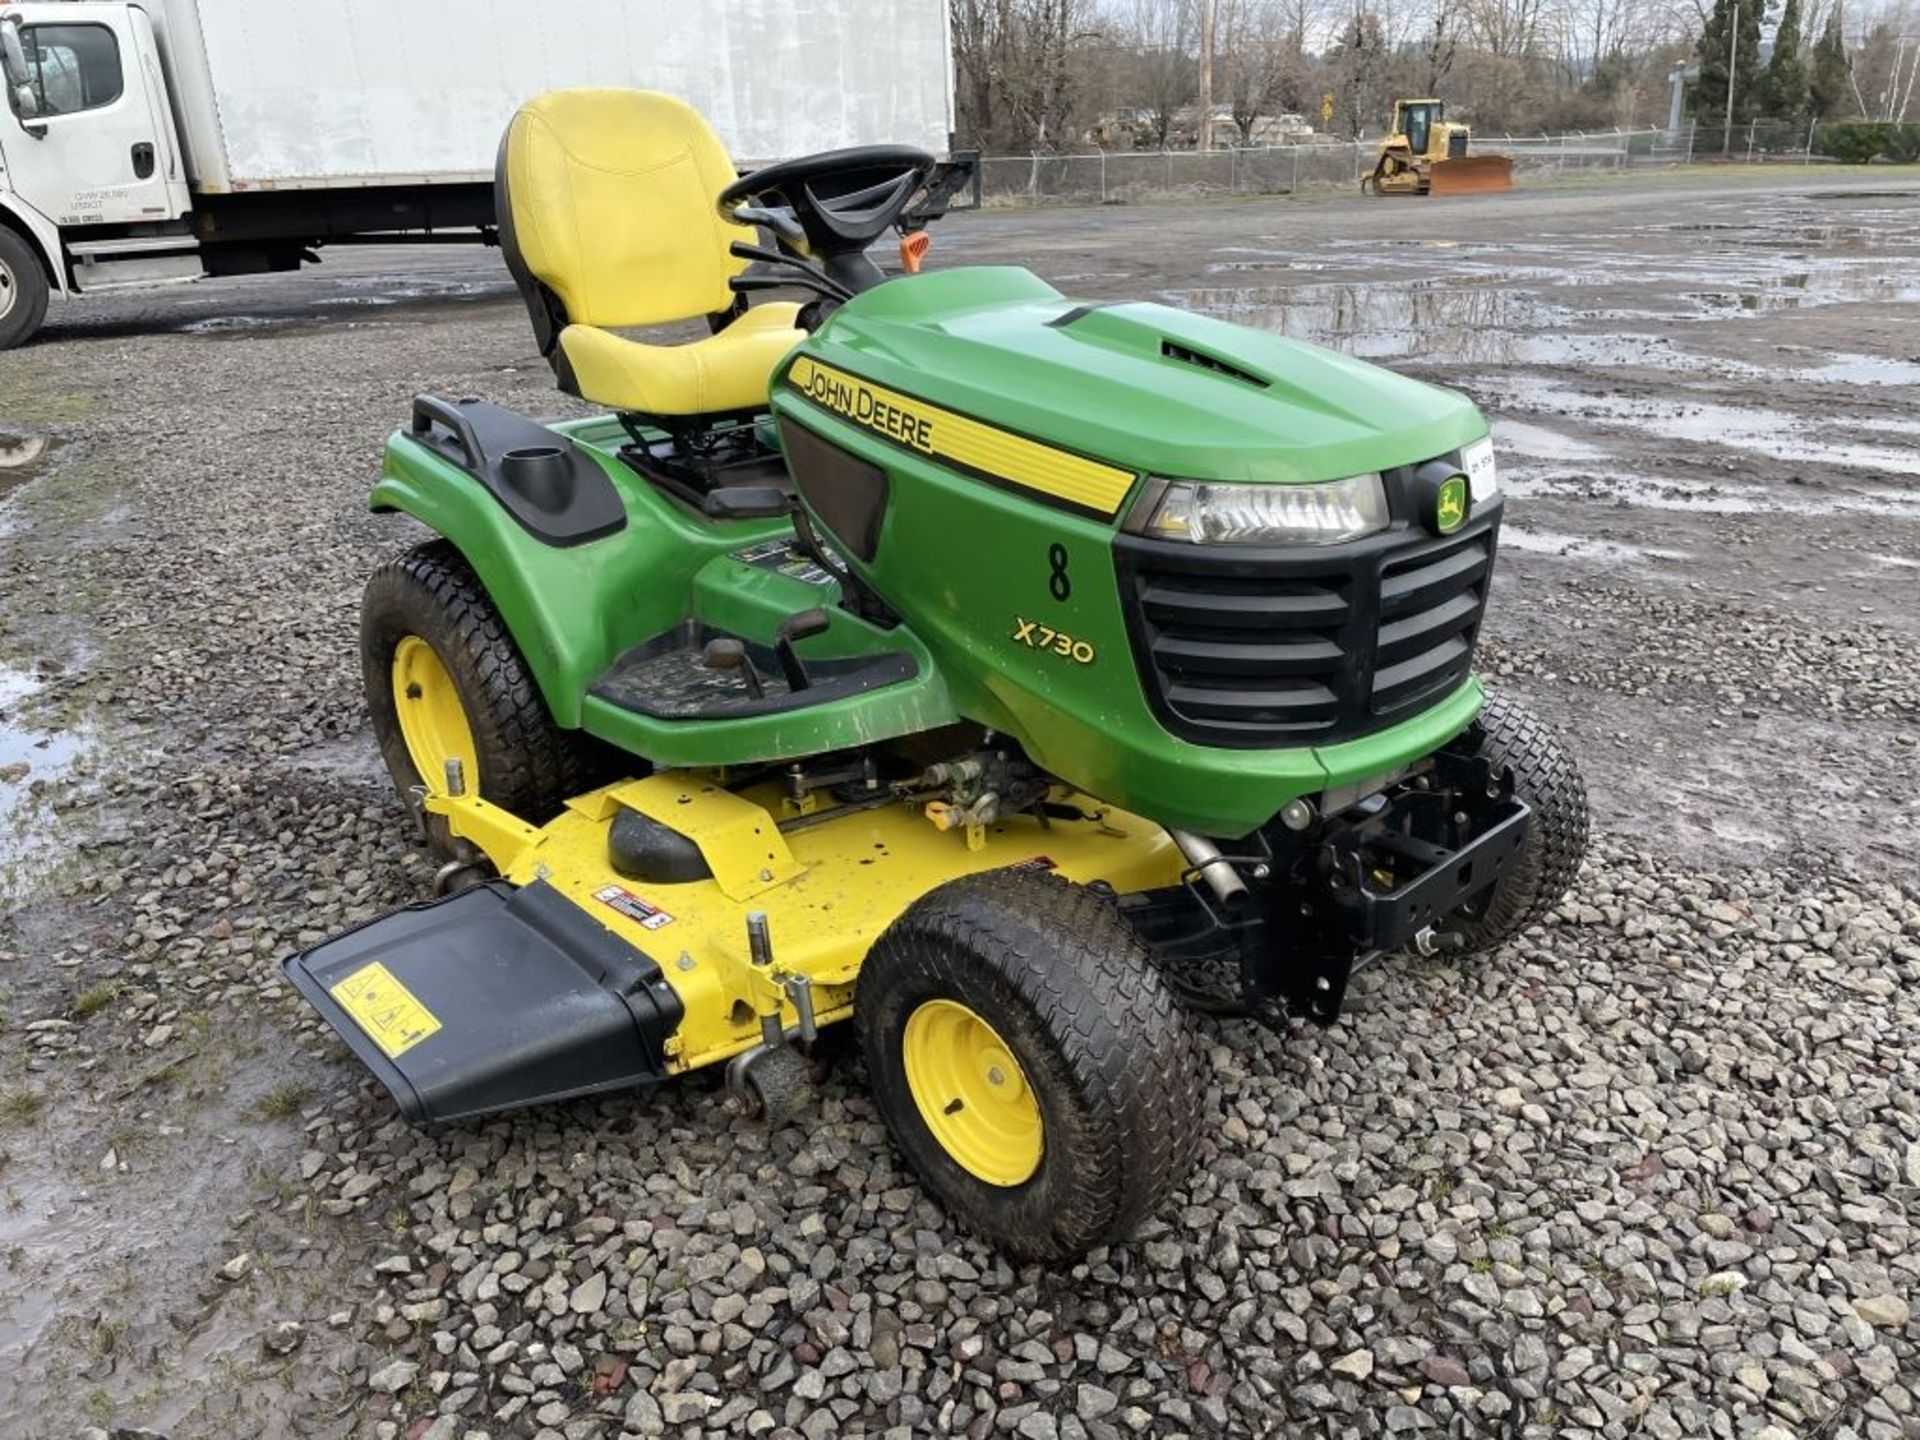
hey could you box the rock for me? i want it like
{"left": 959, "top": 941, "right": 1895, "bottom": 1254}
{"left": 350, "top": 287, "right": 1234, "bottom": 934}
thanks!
{"left": 217, "top": 1253, "right": 253, "bottom": 1283}
{"left": 659, "top": 1392, "right": 717, "bottom": 1425}
{"left": 263, "top": 1321, "right": 304, "bottom": 1355}
{"left": 367, "top": 1359, "right": 419, "bottom": 1394}
{"left": 1854, "top": 1294, "right": 1911, "bottom": 1329}
{"left": 1329, "top": 1349, "right": 1375, "bottom": 1381}
{"left": 1420, "top": 1355, "right": 1471, "bottom": 1388}
{"left": 568, "top": 1272, "right": 607, "bottom": 1315}
{"left": 1077, "top": 1384, "right": 1120, "bottom": 1421}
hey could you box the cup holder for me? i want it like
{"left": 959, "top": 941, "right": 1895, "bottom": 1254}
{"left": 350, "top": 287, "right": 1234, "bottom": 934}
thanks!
{"left": 500, "top": 445, "right": 573, "bottom": 510}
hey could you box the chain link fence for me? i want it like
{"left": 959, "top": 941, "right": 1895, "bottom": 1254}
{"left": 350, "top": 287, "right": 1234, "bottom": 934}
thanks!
{"left": 974, "top": 122, "right": 1914, "bottom": 207}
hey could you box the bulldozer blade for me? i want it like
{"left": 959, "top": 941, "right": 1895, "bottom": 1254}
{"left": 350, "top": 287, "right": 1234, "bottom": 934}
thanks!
{"left": 1428, "top": 156, "right": 1514, "bottom": 194}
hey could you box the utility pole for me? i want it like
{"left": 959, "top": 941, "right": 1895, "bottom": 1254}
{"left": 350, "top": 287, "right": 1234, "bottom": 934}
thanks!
{"left": 1723, "top": 0, "right": 1738, "bottom": 156}
{"left": 1199, "top": 0, "right": 1216, "bottom": 151}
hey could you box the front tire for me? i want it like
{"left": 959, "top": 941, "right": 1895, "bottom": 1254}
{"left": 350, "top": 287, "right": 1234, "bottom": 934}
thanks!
{"left": 361, "top": 540, "right": 609, "bottom": 857}
{"left": 857, "top": 870, "right": 1204, "bottom": 1261}
{"left": 0, "top": 228, "right": 51, "bottom": 351}
{"left": 1446, "top": 689, "right": 1588, "bottom": 954}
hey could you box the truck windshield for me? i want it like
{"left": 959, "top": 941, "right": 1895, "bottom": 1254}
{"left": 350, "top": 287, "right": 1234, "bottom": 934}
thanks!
{"left": 14, "top": 23, "right": 122, "bottom": 117}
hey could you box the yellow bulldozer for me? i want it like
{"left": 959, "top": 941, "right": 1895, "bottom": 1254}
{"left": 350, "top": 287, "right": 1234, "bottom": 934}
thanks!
{"left": 1364, "top": 99, "right": 1513, "bottom": 196}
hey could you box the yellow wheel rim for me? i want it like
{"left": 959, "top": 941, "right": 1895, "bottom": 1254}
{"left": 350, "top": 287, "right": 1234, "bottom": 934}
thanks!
{"left": 901, "top": 999, "right": 1043, "bottom": 1187}
{"left": 392, "top": 635, "right": 478, "bottom": 793}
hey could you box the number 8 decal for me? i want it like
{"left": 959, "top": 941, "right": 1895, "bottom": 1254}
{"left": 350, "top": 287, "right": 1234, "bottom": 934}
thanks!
{"left": 1047, "top": 543, "right": 1071, "bottom": 602}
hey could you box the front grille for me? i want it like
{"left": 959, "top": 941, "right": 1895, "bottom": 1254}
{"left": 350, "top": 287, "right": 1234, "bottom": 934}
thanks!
{"left": 1117, "top": 508, "right": 1499, "bottom": 748}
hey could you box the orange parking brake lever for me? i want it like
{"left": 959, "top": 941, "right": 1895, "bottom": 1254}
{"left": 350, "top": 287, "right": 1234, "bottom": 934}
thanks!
{"left": 899, "top": 230, "right": 931, "bottom": 275}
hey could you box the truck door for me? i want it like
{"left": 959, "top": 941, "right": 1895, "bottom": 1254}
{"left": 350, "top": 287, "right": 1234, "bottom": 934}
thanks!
{"left": 1, "top": 5, "right": 188, "bottom": 227}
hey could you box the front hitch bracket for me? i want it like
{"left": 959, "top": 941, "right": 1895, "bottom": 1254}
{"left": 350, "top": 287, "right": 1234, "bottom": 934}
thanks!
{"left": 1241, "top": 752, "right": 1534, "bottom": 1029}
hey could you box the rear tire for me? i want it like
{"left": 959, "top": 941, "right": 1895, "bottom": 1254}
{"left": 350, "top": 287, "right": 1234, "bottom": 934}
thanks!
{"left": 857, "top": 870, "right": 1204, "bottom": 1261}
{"left": 0, "top": 228, "right": 51, "bottom": 351}
{"left": 361, "top": 540, "right": 611, "bottom": 858}
{"left": 1445, "top": 689, "right": 1588, "bottom": 954}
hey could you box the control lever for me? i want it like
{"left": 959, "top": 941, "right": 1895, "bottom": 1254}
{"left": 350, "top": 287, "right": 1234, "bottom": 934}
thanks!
{"left": 701, "top": 637, "right": 765, "bottom": 701}
{"left": 775, "top": 608, "right": 830, "bottom": 693}
{"left": 729, "top": 273, "right": 849, "bottom": 308}
{"left": 728, "top": 241, "right": 855, "bottom": 301}
{"left": 730, "top": 204, "right": 807, "bottom": 246}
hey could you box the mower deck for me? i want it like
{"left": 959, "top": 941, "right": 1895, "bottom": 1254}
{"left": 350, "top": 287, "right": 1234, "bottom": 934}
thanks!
{"left": 287, "top": 772, "right": 1187, "bottom": 1120}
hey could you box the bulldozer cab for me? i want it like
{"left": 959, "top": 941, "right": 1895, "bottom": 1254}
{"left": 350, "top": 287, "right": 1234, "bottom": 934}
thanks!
{"left": 1394, "top": 100, "right": 1444, "bottom": 157}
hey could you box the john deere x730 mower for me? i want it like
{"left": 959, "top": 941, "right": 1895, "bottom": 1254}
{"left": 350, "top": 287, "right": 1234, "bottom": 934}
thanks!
{"left": 284, "top": 90, "right": 1587, "bottom": 1261}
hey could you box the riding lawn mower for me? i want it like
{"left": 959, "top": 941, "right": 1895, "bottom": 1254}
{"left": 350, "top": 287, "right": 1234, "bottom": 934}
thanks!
{"left": 284, "top": 89, "right": 1588, "bottom": 1261}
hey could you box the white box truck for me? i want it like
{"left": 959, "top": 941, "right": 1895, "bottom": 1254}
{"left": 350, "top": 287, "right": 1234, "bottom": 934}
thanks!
{"left": 0, "top": 0, "right": 957, "bottom": 347}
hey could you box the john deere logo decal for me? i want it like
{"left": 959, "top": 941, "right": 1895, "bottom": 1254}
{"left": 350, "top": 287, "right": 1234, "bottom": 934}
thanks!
{"left": 1434, "top": 474, "right": 1469, "bottom": 534}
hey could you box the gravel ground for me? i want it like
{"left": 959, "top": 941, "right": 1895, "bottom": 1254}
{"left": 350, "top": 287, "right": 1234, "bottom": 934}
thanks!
{"left": 0, "top": 169, "right": 1915, "bottom": 1440}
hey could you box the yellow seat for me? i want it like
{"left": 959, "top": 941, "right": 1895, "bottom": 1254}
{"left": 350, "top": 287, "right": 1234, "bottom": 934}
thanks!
{"left": 496, "top": 90, "right": 804, "bottom": 418}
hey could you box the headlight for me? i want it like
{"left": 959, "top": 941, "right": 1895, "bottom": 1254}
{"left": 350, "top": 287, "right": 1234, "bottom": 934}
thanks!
{"left": 1461, "top": 436, "right": 1498, "bottom": 500}
{"left": 1136, "top": 474, "right": 1389, "bottom": 546}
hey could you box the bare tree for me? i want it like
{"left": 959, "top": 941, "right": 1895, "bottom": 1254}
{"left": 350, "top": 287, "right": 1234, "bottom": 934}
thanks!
{"left": 1218, "top": 0, "right": 1305, "bottom": 139}
{"left": 951, "top": 0, "right": 1103, "bottom": 150}
{"left": 1129, "top": 0, "right": 1202, "bottom": 146}
{"left": 1457, "top": 0, "right": 1552, "bottom": 57}
{"left": 1271, "top": 0, "right": 1329, "bottom": 48}
{"left": 1421, "top": 4, "right": 1460, "bottom": 91}
{"left": 1327, "top": 6, "right": 1391, "bottom": 133}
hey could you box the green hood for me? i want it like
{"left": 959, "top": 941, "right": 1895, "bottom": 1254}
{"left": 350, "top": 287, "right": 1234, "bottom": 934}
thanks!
{"left": 803, "top": 267, "right": 1487, "bottom": 487}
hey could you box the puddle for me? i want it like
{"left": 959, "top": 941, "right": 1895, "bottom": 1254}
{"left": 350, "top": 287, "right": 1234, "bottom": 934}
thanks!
{"left": 1684, "top": 268, "right": 1920, "bottom": 313}
{"left": 1506, "top": 465, "right": 1920, "bottom": 519}
{"left": 1161, "top": 280, "right": 1676, "bottom": 366}
{"left": 1491, "top": 419, "right": 1611, "bottom": 463}
{"left": 341, "top": 275, "right": 503, "bottom": 303}
{"left": 1791, "top": 352, "right": 1920, "bottom": 387}
{"left": 0, "top": 428, "right": 60, "bottom": 505}
{"left": 0, "top": 664, "right": 87, "bottom": 897}
{"left": 178, "top": 314, "right": 288, "bottom": 334}
{"left": 1486, "top": 375, "right": 1920, "bottom": 478}
{"left": 1502, "top": 526, "right": 1692, "bottom": 563}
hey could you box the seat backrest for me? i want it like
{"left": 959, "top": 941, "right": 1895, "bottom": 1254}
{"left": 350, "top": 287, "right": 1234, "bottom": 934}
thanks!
{"left": 497, "top": 89, "right": 753, "bottom": 352}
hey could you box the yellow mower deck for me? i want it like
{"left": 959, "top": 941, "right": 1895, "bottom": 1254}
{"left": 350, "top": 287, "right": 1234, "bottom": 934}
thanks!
{"left": 446, "top": 775, "right": 1184, "bottom": 1073}
{"left": 285, "top": 770, "right": 1188, "bottom": 1124}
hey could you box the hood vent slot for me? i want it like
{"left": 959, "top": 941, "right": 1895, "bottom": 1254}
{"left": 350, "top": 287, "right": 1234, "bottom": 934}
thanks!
{"left": 1161, "top": 340, "right": 1270, "bottom": 389}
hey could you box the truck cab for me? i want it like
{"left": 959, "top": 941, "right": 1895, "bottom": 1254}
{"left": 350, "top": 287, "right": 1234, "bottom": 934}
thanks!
{"left": 0, "top": 1, "right": 199, "bottom": 334}
{"left": 0, "top": 0, "right": 960, "bottom": 350}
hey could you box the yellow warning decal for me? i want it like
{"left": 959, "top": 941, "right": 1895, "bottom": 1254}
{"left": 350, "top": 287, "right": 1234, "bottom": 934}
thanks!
{"left": 329, "top": 961, "right": 442, "bottom": 1060}
{"left": 786, "top": 355, "right": 1136, "bottom": 518}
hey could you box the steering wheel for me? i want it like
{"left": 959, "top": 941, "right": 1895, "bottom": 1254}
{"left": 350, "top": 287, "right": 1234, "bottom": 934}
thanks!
{"left": 718, "top": 145, "right": 936, "bottom": 264}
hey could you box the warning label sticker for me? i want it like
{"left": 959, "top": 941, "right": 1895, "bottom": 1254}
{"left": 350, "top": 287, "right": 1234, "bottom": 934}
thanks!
{"left": 329, "top": 961, "right": 442, "bottom": 1059}
{"left": 593, "top": 884, "right": 676, "bottom": 930}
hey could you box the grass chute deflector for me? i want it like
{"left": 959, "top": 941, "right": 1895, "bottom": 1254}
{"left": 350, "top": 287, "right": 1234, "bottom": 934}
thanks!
{"left": 284, "top": 88, "right": 1587, "bottom": 1261}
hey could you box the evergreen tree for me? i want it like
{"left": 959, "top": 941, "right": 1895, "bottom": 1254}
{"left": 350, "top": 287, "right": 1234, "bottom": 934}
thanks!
{"left": 1694, "top": 0, "right": 1764, "bottom": 130}
{"left": 1808, "top": 6, "right": 1853, "bottom": 119}
{"left": 1755, "top": 0, "right": 1810, "bottom": 120}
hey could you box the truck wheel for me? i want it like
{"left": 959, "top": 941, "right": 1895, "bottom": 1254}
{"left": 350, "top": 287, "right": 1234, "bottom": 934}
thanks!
{"left": 0, "top": 228, "right": 51, "bottom": 351}
{"left": 856, "top": 870, "right": 1204, "bottom": 1261}
{"left": 1445, "top": 690, "right": 1588, "bottom": 955}
{"left": 362, "top": 539, "right": 610, "bottom": 858}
